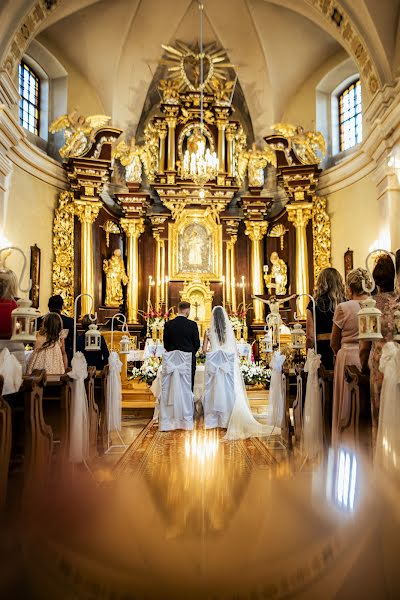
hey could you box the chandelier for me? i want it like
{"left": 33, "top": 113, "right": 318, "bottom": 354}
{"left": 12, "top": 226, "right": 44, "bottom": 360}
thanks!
{"left": 181, "top": 2, "right": 218, "bottom": 187}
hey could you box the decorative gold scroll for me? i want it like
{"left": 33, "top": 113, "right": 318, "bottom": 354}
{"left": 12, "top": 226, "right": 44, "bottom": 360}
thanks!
{"left": 52, "top": 191, "right": 75, "bottom": 316}
{"left": 312, "top": 195, "right": 331, "bottom": 281}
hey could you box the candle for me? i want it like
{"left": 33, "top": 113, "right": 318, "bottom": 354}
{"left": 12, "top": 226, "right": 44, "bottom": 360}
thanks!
{"left": 221, "top": 275, "right": 226, "bottom": 308}
{"left": 241, "top": 275, "right": 246, "bottom": 310}
{"left": 165, "top": 275, "right": 169, "bottom": 315}
{"left": 147, "top": 275, "right": 153, "bottom": 313}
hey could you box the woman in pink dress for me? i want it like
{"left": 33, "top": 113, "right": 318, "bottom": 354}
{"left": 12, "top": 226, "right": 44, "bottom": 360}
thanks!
{"left": 27, "top": 312, "right": 68, "bottom": 375}
{"left": 330, "top": 268, "right": 370, "bottom": 446}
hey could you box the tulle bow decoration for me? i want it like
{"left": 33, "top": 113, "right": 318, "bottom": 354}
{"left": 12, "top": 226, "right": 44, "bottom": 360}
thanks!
{"left": 267, "top": 350, "right": 286, "bottom": 428}
{"left": 206, "top": 352, "right": 233, "bottom": 413}
{"left": 68, "top": 352, "right": 89, "bottom": 463}
{"left": 0, "top": 347, "right": 23, "bottom": 395}
{"left": 375, "top": 342, "right": 400, "bottom": 475}
{"left": 107, "top": 351, "right": 123, "bottom": 432}
{"left": 165, "top": 361, "right": 189, "bottom": 407}
{"left": 302, "top": 349, "right": 323, "bottom": 460}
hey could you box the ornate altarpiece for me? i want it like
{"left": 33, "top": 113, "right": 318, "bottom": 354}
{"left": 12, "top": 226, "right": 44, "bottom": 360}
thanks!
{"left": 51, "top": 41, "right": 331, "bottom": 341}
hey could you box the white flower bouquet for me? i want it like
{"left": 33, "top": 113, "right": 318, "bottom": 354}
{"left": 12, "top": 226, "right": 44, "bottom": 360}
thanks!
{"left": 130, "top": 357, "right": 161, "bottom": 385}
{"left": 240, "top": 362, "right": 271, "bottom": 387}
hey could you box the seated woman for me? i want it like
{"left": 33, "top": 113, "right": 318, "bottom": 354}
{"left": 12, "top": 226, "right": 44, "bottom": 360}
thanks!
{"left": 330, "top": 268, "right": 370, "bottom": 446}
{"left": 359, "top": 254, "right": 400, "bottom": 441}
{"left": 0, "top": 269, "right": 18, "bottom": 339}
{"left": 27, "top": 312, "right": 68, "bottom": 375}
{"left": 76, "top": 314, "right": 109, "bottom": 371}
{"left": 307, "top": 267, "right": 346, "bottom": 369}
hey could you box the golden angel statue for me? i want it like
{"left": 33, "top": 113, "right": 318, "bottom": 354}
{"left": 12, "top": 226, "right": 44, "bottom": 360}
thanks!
{"left": 112, "top": 138, "right": 143, "bottom": 184}
{"left": 237, "top": 142, "right": 277, "bottom": 187}
{"left": 141, "top": 121, "right": 159, "bottom": 183}
{"left": 158, "top": 79, "right": 181, "bottom": 104}
{"left": 271, "top": 123, "right": 326, "bottom": 164}
{"left": 210, "top": 77, "right": 235, "bottom": 104}
{"left": 264, "top": 251, "right": 287, "bottom": 296}
{"left": 103, "top": 249, "right": 128, "bottom": 307}
{"left": 49, "top": 111, "right": 111, "bottom": 158}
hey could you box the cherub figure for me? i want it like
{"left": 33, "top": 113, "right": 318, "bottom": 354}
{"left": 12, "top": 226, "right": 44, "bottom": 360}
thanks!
{"left": 49, "top": 111, "right": 111, "bottom": 158}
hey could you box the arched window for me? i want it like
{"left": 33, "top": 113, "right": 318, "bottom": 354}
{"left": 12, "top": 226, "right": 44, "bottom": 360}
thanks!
{"left": 18, "top": 61, "right": 40, "bottom": 136}
{"left": 338, "top": 79, "right": 362, "bottom": 152}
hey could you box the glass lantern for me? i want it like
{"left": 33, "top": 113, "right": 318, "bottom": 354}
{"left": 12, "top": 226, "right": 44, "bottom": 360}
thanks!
{"left": 393, "top": 309, "right": 400, "bottom": 342}
{"left": 358, "top": 297, "right": 382, "bottom": 341}
{"left": 85, "top": 323, "right": 102, "bottom": 351}
{"left": 120, "top": 334, "right": 131, "bottom": 354}
{"left": 264, "top": 329, "right": 273, "bottom": 353}
{"left": 11, "top": 298, "right": 38, "bottom": 344}
{"left": 291, "top": 322, "right": 306, "bottom": 349}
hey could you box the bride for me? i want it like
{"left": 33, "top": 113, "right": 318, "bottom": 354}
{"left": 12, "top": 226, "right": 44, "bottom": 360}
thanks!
{"left": 203, "top": 306, "right": 276, "bottom": 440}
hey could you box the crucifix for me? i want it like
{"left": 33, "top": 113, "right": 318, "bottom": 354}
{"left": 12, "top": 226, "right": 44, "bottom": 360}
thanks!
{"left": 193, "top": 301, "right": 200, "bottom": 321}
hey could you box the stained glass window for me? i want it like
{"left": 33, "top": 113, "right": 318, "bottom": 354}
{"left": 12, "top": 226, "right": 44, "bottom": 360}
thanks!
{"left": 339, "top": 79, "right": 362, "bottom": 152}
{"left": 18, "top": 61, "right": 40, "bottom": 135}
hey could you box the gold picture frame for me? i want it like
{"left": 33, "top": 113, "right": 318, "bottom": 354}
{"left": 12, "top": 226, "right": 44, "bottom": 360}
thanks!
{"left": 168, "top": 209, "right": 222, "bottom": 281}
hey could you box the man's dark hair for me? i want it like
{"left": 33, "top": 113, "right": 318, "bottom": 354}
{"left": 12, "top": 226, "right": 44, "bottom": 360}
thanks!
{"left": 48, "top": 294, "right": 64, "bottom": 311}
{"left": 178, "top": 301, "right": 190, "bottom": 312}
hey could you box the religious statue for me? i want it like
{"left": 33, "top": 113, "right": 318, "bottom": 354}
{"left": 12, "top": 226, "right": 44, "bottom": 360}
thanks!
{"left": 49, "top": 111, "right": 111, "bottom": 158}
{"left": 141, "top": 121, "right": 159, "bottom": 183}
{"left": 210, "top": 77, "right": 235, "bottom": 105}
{"left": 112, "top": 138, "right": 143, "bottom": 183}
{"left": 187, "top": 125, "right": 206, "bottom": 155}
{"left": 158, "top": 79, "right": 180, "bottom": 104}
{"left": 103, "top": 249, "right": 128, "bottom": 307}
{"left": 188, "top": 231, "right": 203, "bottom": 266}
{"left": 264, "top": 251, "right": 287, "bottom": 296}
{"left": 271, "top": 123, "right": 326, "bottom": 164}
{"left": 237, "top": 142, "right": 277, "bottom": 187}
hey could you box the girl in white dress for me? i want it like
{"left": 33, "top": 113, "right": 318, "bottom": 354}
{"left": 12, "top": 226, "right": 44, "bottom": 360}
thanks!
{"left": 27, "top": 312, "right": 68, "bottom": 375}
{"left": 203, "top": 306, "right": 275, "bottom": 440}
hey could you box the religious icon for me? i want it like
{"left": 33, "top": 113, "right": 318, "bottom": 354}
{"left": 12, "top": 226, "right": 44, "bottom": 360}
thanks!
{"left": 188, "top": 231, "right": 203, "bottom": 266}
{"left": 264, "top": 251, "right": 287, "bottom": 295}
{"left": 178, "top": 223, "right": 212, "bottom": 274}
{"left": 187, "top": 125, "right": 207, "bottom": 155}
{"left": 103, "top": 249, "right": 128, "bottom": 307}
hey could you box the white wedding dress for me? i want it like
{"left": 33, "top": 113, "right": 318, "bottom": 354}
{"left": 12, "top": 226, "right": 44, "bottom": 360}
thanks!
{"left": 207, "top": 307, "right": 276, "bottom": 440}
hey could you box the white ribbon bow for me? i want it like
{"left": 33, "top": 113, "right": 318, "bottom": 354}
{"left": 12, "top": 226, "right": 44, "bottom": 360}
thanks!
{"left": 68, "top": 352, "right": 89, "bottom": 463}
{"left": 207, "top": 360, "right": 231, "bottom": 413}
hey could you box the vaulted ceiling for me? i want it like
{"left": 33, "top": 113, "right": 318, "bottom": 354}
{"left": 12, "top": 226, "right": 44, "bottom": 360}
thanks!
{"left": 2, "top": 0, "right": 399, "bottom": 139}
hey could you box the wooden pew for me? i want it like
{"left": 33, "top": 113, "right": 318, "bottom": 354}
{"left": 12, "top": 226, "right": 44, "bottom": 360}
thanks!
{"left": 0, "top": 376, "right": 11, "bottom": 510}
{"left": 292, "top": 367, "right": 306, "bottom": 444}
{"left": 41, "top": 374, "right": 72, "bottom": 467}
{"left": 343, "top": 365, "right": 372, "bottom": 455}
{"left": 282, "top": 369, "right": 294, "bottom": 449}
{"left": 95, "top": 366, "right": 109, "bottom": 455}
{"left": 84, "top": 366, "right": 99, "bottom": 460}
{"left": 318, "top": 366, "right": 334, "bottom": 447}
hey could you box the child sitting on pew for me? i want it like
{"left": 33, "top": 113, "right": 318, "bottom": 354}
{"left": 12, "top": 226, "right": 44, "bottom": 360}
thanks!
{"left": 27, "top": 312, "right": 68, "bottom": 375}
{"left": 76, "top": 314, "right": 109, "bottom": 371}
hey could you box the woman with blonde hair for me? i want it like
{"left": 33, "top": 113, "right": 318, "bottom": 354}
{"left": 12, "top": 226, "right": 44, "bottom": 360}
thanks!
{"left": 0, "top": 268, "right": 18, "bottom": 339}
{"left": 27, "top": 312, "right": 68, "bottom": 375}
{"left": 306, "top": 267, "right": 346, "bottom": 369}
{"left": 330, "top": 268, "right": 370, "bottom": 445}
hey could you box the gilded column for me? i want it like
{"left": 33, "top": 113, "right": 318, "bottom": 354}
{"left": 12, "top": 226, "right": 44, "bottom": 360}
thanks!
{"left": 74, "top": 200, "right": 101, "bottom": 316}
{"left": 225, "top": 125, "right": 235, "bottom": 177}
{"left": 166, "top": 117, "right": 177, "bottom": 171}
{"left": 229, "top": 239, "right": 238, "bottom": 312}
{"left": 225, "top": 241, "right": 231, "bottom": 305}
{"left": 158, "top": 126, "right": 167, "bottom": 175}
{"left": 245, "top": 221, "right": 268, "bottom": 324}
{"left": 120, "top": 218, "right": 145, "bottom": 323}
{"left": 217, "top": 121, "right": 227, "bottom": 174}
{"left": 287, "top": 202, "right": 313, "bottom": 317}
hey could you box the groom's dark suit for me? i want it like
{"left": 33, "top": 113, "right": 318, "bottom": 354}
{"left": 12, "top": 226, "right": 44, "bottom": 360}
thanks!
{"left": 163, "top": 315, "right": 200, "bottom": 389}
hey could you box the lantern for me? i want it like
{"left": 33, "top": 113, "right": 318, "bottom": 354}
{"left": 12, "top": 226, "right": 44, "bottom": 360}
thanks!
{"left": 85, "top": 323, "right": 102, "bottom": 351}
{"left": 393, "top": 309, "right": 400, "bottom": 342}
{"left": 291, "top": 322, "right": 306, "bottom": 349}
{"left": 120, "top": 334, "right": 131, "bottom": 354}
{"left": 11, "top": 298, "right": 38, "bottom": 343}
{"left": 358, "top": 297, "right": 382, "bottom": 341}
{"left": 264, "top": 329, "right": 273, "bottom": 353}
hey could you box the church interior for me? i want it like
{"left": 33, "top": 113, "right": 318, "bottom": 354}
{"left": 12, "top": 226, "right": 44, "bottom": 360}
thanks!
{"left": 1, "top": 0, "right": 400, "bottom": 598}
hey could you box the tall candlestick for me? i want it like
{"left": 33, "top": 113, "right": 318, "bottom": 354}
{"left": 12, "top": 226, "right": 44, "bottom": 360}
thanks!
{"left": 147, "top": 276, "right": 153, "bottom": 313}
{"left": 165, "top": 275, "right": 169, "bottom": 315}
{"left": 221, "top": 275, "right": 226, "bottom": 308}
{"left": 241, "top": 275, "right": 246, "bottom": 310}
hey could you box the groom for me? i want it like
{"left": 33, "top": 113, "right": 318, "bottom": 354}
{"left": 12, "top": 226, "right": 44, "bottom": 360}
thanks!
{"left": 163, "top": 301, "right": 200, "bottom": 389}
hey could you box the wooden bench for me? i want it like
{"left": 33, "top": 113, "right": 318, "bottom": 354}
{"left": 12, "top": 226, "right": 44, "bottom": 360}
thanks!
{"left": 84, "top": 366, "right": 99, "bottom": 459}
{"left": 292, "top": 367, "right": 306, "bottom": 444}
{"left": 318, "top": 366, "right": 334, "bottom": 447}
{"left": 0, "top": 376, "right": 11, "bottom": 509}
{"left": 94, "top": 366, "right": 109, "bottom": 455}
{"left": 343, "top": 365, "right": 372, "bottom": 455}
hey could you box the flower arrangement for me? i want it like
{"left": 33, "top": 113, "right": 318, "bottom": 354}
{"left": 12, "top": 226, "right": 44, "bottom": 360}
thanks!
{"left": 130, "top": 357, "right": 161, "bottom": 385}
{"left": 196, "top": 350, "right": 206, "bottom": 365}
{"left": 228, "top": 303, "right": 252, "bottom": 329}
{"left": 142, "top": 306, "right": 169, "bottom": 328}
{"left": 240, "top": 362, "right": 271, "bottom": 387}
